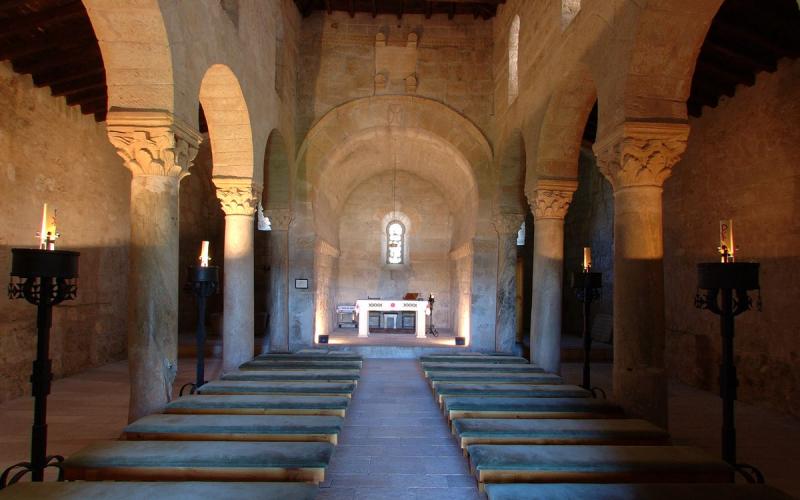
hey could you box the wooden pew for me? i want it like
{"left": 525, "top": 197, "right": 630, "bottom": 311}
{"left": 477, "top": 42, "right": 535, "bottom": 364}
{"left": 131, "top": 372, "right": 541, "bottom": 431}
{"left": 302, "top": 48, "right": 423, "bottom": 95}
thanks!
{"left": 421, "top": 363, "right": 545, "bottom": 377}
{"left": 484, "top": 483, "right": 792, "bottom": 500}
{"left": 239, "top": 359, "right": 363, "bottom": 371}
{"left": 165, "top": 395, "right": 350, "bottom": 417}
{"left": 453, "top": 418, "right": 669, "bottom": 450}
{"left": 434, "top": 383, "right": 589, "bottom": 405}
{"left": 197, "top": 380, "right": 356, "bottom": 398}
{"left": 420, "top": 355, "right": 527, "bottom": 364}
{"left": 255, "top": 352, "right": 362, "bottom": 362}
{"left": 443, "top": 396, "right": 624, "bottom": 422}
{"left": 467, "top": 444, "right": 733, "bottom": 490}
{"left": 61, "top": 441, "right": 333, "bottom": 483}
{"left": 221, "top": 369, "right": 360, "bottom": 383}
{"left": 427, "top": 372, "right": 562, "bottom": 388}
{"left": 0, "top": 482, "right": 319, "bottom": 499}
{"left": 123, "top": 414, "right": 344, "bottom": 444}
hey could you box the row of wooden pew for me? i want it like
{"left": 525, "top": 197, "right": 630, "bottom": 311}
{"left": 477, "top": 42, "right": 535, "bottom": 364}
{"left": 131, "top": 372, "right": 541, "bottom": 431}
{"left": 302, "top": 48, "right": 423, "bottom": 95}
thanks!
{"left": 420, "top": 353, "right": 790, "bottom": 500}
{"left": 0, "top": 350, "right": 364, "bottom": 499}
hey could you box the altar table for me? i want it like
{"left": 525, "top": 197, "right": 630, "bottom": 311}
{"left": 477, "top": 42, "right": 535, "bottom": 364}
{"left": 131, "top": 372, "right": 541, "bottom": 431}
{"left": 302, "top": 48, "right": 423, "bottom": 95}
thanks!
{"left": 354, "top": 299, "right": 430, "bottom": 338}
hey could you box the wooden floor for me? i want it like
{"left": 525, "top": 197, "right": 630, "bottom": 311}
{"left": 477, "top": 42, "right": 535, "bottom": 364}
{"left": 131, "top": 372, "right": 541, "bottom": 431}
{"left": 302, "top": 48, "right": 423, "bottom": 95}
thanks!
{"left": 1, "top": 358, "right": 799, "bottom": 498}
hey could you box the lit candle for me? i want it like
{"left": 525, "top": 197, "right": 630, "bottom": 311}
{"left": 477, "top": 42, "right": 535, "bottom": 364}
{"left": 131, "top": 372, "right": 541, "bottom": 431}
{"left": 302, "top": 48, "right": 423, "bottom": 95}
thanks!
{"left": 583, "top": 247, "right": 592, "bottom": 272}
{"left": 39, "top": 203, "right": 48, "bottom": 249}
{"left": 199, "top": 241, "right": 210, "bottom": 267}
{"left": 719, "top": 220, "right": 734, "bottom": 263}
{"left": 46, "top": 208, "right": 58, "bottom": 251}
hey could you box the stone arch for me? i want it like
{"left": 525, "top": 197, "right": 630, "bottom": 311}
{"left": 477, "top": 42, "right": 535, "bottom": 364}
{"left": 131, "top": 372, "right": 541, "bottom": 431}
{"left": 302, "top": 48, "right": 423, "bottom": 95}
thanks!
{"left": 198, "top": 64, "right": 255, "bottom": 179}
{"left": 82, "top": 0, "right": 175, "bottom": 113}
{"left": 263, "top": 129, "right": 290, "bottom": 210}
{"left": 534, "top": 64, "right": 597, "bottom": 182}
{"left": 495, "top": 129, "right": 526, "bottom": 215}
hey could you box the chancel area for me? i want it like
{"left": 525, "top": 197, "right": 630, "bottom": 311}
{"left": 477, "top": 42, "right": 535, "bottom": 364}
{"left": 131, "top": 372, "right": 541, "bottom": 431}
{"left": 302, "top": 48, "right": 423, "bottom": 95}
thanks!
{"left": 0, "top": 0, "right": 799, "bottom": 498}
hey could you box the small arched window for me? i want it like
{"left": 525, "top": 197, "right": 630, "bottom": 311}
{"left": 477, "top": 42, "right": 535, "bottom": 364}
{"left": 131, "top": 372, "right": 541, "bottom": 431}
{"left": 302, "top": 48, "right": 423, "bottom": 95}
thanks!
{"left": 508, "top": 15, "right": 520, "bottom": 105}
{"left": 386, "top": 221, "right": 405, "bottom": 264}
{"left": 561, "top": 0, "right": 581, "bottom": 30}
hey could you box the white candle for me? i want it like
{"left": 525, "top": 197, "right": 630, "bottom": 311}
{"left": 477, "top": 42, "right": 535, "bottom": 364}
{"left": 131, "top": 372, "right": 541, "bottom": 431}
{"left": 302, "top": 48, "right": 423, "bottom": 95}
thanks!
{"left": 583, "top": 247, "right": 592, "bottom": 272}
{"left": 200, "top": 241, "right": 210, "bottom": 267}
{"left": 39, "top": 203, "right": 48, "bottom": 249}
{"left": 719, "top": 220, "right": 734, "bottom": 263}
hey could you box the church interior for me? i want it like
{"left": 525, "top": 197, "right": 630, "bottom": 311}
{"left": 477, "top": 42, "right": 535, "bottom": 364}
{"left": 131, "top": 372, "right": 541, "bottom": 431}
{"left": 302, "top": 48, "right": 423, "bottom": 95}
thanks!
{"left": 0, "top": 0, "right": 798, "bottom": 498}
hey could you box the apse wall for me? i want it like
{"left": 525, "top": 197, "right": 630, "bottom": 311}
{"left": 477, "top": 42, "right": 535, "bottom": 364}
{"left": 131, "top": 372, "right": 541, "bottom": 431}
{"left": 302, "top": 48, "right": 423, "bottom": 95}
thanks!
{"left": 0, "top": 62, "right": 129, "bottom": 402}
{"left": 336, "top": 171, "right": 453, "bottom": 329}
{"left": 663, "top": 59, "right": 800, "bottom": 417}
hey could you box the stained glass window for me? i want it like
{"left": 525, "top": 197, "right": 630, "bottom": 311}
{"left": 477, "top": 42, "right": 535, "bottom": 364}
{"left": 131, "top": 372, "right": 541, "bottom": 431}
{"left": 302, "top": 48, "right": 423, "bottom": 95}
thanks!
{"left": 387, "top": 221, "right": 405, "bottom": 264}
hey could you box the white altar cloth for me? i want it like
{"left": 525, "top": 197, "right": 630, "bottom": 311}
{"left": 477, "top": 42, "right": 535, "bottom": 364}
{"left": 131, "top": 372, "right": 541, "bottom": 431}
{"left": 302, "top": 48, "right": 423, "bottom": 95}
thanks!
{"left": 354, "top": 299, "right": 430, "bottom": 338}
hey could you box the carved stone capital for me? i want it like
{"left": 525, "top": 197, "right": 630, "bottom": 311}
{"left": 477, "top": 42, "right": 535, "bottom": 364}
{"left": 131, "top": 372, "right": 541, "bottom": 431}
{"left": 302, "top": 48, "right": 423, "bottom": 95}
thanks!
{"left": 265, "top": 208, "right": 293, "bottom": 231}
{"left": 492, "top": 213, "right": 525, "bottom": 236}
{"left": 214, "top": 177, "right": 261, "bottom": 216}
{"left": 315, "top": 239, "right": 340, "bottom": 258}
{"left": 593, "top": 122, "right": 690, "bottom": 191}
{"left": 529, "top": 179, "right": 577, "bottom": 221}
{"left": 106, "top": 110, "right": 202, "bottom": 179}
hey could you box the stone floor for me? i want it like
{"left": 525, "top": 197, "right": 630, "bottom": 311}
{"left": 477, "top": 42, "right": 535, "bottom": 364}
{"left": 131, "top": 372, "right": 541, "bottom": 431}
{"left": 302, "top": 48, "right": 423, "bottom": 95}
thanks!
{"left": 1, "top": 358, "right": 799, "bottom": 498}
{"left": 317, "top": 359, "right": 482, "bottom": 500}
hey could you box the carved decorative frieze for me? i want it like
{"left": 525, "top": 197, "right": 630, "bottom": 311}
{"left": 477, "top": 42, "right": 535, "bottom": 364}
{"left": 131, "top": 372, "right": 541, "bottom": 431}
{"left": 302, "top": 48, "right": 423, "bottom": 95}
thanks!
{"left": 529, "top": 179, "right": 578, "bottom": 220}
{"left": 593, "top": 122, "right": 690, "bottom": 191}
{"left": 492, "top": 213, "right": 525, "bottom": 236}
{"left": 265, "top": 208, "right": 294, "bottom": 231}
{"left": 106, "top": 110, "right": 202, "bottom": 179}
{"left": 214, "top": 177, "right": 261, "bottom": 216}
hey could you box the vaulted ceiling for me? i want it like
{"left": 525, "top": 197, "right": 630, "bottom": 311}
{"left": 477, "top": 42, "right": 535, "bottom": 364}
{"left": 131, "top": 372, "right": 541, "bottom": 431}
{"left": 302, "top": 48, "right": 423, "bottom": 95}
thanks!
{"left": 293, "top": 0, "right": 505, "bottom": 20}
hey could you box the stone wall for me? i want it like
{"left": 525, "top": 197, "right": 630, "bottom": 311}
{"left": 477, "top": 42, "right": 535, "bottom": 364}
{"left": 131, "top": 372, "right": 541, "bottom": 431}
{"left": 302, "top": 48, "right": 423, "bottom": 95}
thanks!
{"left": 563, "top": 147, "right": 614, "bottom": 336}
{"left": 663, "top": 59, "right": 800, "bottom": 417}
{"left": 336, "top": 171, "right": 453, "bottom": 329}
{"left": 0, "top": 62, "right": 129, "bottom": 402}
{"left": 296, "top": 11, "right": 494, "bottom": 144}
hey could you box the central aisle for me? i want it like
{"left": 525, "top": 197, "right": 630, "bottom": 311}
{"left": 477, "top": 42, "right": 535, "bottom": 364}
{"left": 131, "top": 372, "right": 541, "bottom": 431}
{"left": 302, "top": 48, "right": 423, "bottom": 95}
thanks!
{"left": 318, "top": 359, "right": 483, "bottom": 500}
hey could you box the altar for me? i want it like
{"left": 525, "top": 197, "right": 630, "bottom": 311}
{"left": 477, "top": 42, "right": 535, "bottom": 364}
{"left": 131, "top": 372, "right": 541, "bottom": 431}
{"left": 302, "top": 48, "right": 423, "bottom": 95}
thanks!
{"left": 355, "top": 299, "right": 430, "bottom": 338}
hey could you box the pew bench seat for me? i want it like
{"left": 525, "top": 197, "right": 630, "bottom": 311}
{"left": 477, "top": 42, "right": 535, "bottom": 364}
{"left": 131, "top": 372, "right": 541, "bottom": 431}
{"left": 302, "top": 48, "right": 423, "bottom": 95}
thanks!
{"left": 453, "top": 418, "right": 669, "bottom": 449}
{"left": 198, "top": 380, "right": 355, "bottom": 398}
{"left": 221, "top": 369, "right": 360, "bottom": 383}
{"left": 239, "top": 359, "right": 363, "bottom": 370}
{"left": 420, "top": 355, "right": 527, "bottom": 364}
{"left": 165, "top": 395, "right": 350, "bottom": 417}
{"left": 434, "top": 384, "right": 589, "bottom": 405}
{"left": 483, "top": 483, "right": 792, "bottom": 500}
{"left": 443, "top": 397, "right": 624, "bottom": 422}
{"left": 0, "top": 482, "right": 319, "bottom": 500}
{"left": 467, "top": 445, "right": 732, "bottom": 489}
{"left": 123, "top": 414, "right": 344, "bottom": 444}
{"left": 61, "top": 441, "right": 334, "bottom": 483}
{"left": 428, "top": 372, "right": 562, "bottom": 387}
{"left": 421, "top": 363, "right": 545, "bottom": 376}
{"left": 256, "top": 352, "right": 362, "bottom": 362}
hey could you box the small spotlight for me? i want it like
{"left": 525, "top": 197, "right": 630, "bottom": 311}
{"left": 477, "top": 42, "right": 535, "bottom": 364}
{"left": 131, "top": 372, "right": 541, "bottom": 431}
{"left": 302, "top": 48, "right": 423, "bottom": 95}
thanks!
{"left": 318, "top": 334, "right": 329, "bottom": 344}
{"left": 455, "top": 336, "right": 466, "bottom": 346}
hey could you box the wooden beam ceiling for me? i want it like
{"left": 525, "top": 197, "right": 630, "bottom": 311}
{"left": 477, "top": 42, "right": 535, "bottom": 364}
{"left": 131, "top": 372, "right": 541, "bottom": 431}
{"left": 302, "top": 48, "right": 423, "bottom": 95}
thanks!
{"left": 293, "top": 0, "right": 505, "bottom": 19}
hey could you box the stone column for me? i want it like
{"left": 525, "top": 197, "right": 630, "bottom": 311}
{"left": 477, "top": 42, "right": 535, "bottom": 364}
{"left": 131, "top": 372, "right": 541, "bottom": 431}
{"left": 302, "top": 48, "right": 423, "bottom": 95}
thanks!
{"left": 215, "top": 178, "right": 261, "bottom": 373}
{"left": 313, "top": 239, "right": 340, "bottom": 342}
{"left": 529, "top": 179, "right": 577, "bottom": 373}
{"left": 594, "top": 122, "right": 689, "bottom": 428}
{"left": 107, "top": 111, "right": 201, "bottom": 421}
{"left": 493, "top": 213, "right": 525, "bottom": 353}
{"left": 264, "top": 209, "right": 292, "bottom": 353}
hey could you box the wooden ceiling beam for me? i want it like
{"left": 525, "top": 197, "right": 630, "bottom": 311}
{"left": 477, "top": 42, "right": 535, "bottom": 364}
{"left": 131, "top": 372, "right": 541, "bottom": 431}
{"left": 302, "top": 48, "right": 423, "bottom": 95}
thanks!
{"left": 398, "top": 0, "right": 404, "bottom": 19}
{"left": 0, "top": 30, "right": 95, "bottom": 61}
{"left": 0, "top": 1, "right": 85, "bottom": 40}
{"left": 13, "top": 48, "right": 101, "bottom": 75}
{"left": 32, "top": 64, "right": 104, "bottom": 87}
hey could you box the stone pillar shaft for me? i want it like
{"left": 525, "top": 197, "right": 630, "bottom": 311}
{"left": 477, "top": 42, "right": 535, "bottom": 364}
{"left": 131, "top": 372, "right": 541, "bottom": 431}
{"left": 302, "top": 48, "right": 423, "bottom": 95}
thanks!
{"left": 107, "top": 111, "right": 201, "bottom": 422}
{"left": 266, "top": 209, "right": 292, "bottom": 353}
{"left": 528, "top": 180, "right": 576, "bottom": 373}
{"left": 215, "top": 178, "right": 260, "bottom": 372}
{"left": 594, "top": 121, "right": 689, "bottom": 428}
{"left": 494, "top": 214, "right": 524, "bottom": 354}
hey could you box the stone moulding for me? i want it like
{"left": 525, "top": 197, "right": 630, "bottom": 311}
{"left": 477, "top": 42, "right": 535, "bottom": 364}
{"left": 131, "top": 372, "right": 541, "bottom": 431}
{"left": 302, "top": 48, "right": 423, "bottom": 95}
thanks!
{"left": 593, "top": 121, "right": 690, "bottom": 191}
{"left": 213, "top": 177, "right": 262, "bottom": 216}
{"left": 529, "top": 178, "right": 578, "bottom": 220}
{"left": 106, "top": 110, "right": 203, "bottom": 179}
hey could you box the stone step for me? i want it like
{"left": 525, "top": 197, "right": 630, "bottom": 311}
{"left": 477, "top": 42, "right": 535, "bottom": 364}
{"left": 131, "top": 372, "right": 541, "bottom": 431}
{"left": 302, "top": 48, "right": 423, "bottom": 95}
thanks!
{"left": 453, "top": 418, "right": 669, "bottom": 449}
{"left": 239, "top": 359, "right": 363, "bottom": 370}
{"left": 257, "top": 351, "right": 363, "bottom": 361}
{"left": 427, "top": 371, "right": 562, "bottom": 387}
{"left": 434, "top": 383, "right": 590, "bottom": 405}
{"left": 467, "top": 445, "right": 732, "bottom": 489}
{"left": 198, "top": 380, "right": 356, "bottom": 398}
{"left": 61, "top": 440, "right": 334, "bottom": 483}
{"left": 0, "top": 482, "right": 319, "bottom": 499}
{"left": 123, "top": 414, "right": 344, "bottom": 444}
{"left": 443, "top": 396, "right": 624, "bottom": 422}
{"left": 485, "top": 483, "right": 791, "bottom": 500}
{"left": 422, "top": 363, "right": 545, "bottom": 376}
{"left": 221, "top": 369, "right": 360, "bottom": 383}
{"left": 165, "top": 395, "right": 350, "bottom": 417}
{"left": 420, "top": 354, "right": 527, "bottom": 364}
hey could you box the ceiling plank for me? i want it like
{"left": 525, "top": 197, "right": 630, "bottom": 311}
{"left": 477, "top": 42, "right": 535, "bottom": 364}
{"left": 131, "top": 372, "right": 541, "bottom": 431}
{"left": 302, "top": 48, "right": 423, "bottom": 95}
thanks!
{"left": 0, "top": 1, "right": 85, "bottom": 40}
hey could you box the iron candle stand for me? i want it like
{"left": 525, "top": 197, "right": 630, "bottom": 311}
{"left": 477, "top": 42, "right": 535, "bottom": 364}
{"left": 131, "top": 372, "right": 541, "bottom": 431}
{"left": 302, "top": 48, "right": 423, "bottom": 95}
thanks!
{"left": 571, "top": 270, "right": 602, "bottom": 393}
{"left": 1, "top": 248, "right": 79, "bottom": 489}
{"left": 695, "top": 261, "right": 763, "bottom": 483}
{"left": 181, "top": 265, "right": 219, "bottom": 395}
{"left": 427, "top": 294, "right": 439, "bottom": 338}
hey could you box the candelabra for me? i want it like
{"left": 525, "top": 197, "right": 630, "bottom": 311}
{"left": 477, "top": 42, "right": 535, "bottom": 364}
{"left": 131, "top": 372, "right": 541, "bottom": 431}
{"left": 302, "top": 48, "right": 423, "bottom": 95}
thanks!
{"left": 571, "top": 269, "right": 602, "bottom": 395}
{"left": 180, "top": 265, "right": 219, "bottom": 396}
{"left": 427, "top": 294, "right": 439, "bottom": 338}
{"left": 695, "top": 261, "right": 763, "bottom": 483}
{"left": 1, "top": 249, "right": 79, "bottom": 489}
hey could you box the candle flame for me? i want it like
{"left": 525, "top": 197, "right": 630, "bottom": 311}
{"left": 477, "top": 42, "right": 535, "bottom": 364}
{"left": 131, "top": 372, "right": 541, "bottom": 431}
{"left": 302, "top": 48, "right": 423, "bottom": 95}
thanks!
{"left": 200, "top": 240, "right": 210, "bottom": 267}
{"left": 583, "top": 247, "right": 592, "bottom": 272}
